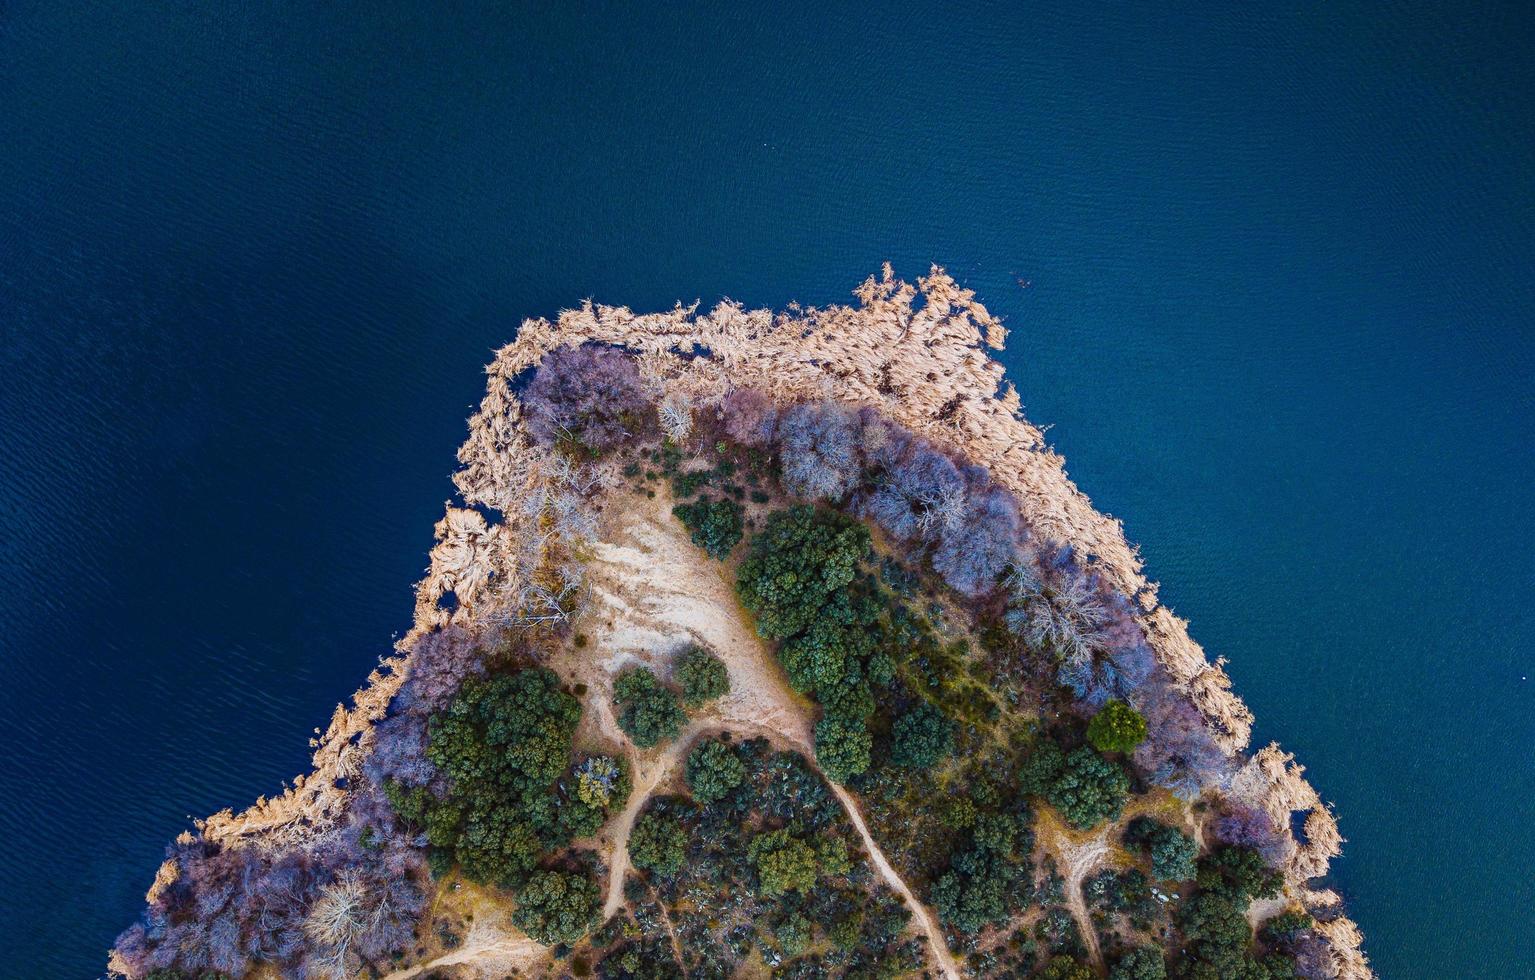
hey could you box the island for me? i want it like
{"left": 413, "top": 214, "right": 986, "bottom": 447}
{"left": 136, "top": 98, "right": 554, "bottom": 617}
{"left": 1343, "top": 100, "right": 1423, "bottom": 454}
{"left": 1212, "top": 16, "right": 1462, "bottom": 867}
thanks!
{"left": 110, "top": 267, "right": 1371, "bottom": 980}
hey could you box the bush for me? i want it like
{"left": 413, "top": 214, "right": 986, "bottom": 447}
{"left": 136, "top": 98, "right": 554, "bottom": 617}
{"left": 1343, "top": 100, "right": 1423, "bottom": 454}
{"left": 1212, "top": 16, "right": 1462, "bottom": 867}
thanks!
{"left": 684, "top": 738, "right": 746, "bottom": 804}
{"left": 737, "top": 506, "right": 869, "bottom": 640}
{"left": 890, "top": 701, "right": 955, "bottom": 768}
{"left": 524, "top": 345, "right": 649, "bottom": 451}
{"left": 628, "top": 810, "right": 690, "bottom": 877}
{"left": 1087, "top": 699, "right": 1148, "bottom": 753}
{"left": 814, "top": 714, "right": 872, "bottom": 783}
{"left": 672, "top": 495, "right": 744, "bottom": 559}
{"left": 673, "top": 645, "right": 730, "bottom": 706}
{"left": 1124, "top": 816, "right": 1198, "bottom": 882}
{"left": 512, "top": 869, "right": 601, "bottom": 945}
{"left": 613, "top": 667, "right": 687, "bottom": 749}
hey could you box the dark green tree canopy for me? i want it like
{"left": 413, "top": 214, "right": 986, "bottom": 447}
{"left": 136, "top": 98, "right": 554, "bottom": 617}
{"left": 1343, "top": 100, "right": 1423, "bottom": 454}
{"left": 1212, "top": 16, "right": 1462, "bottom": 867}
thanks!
{"left": 672, "top": 495, "right": 745, "bottom": 560}
{"left": 628, "top": 809, "right": 691, "bottom": 877}
{"left": 613, "top": 666, "right": 687, "bottom": 749}
{"left": 512, "top": 869, "right": 601, "bottom": 945}
{"left": 1019, "top": 740, "right": 1130, "bottom": 830}
{"left": 674, "top": 645, "right": 730, "bottom": 706}
{"left": 890, "top": 701, "right": 955, "bottom": 768}
{"left": 737, "top": 505, "right": 869, "bottom": 640}
{"left": 388, "top": 668, "right": 591, "bottom": 889}
{"left": 1125, "top": 816, "right": 1198, "bottom": 882}
{"left": 685, "top": 738, "right": 746, "bottom": 804}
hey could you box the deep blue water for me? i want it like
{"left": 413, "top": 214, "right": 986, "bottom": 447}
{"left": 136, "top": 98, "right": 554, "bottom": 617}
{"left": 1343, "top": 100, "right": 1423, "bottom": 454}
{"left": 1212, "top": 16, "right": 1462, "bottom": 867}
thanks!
{"left": 2, "top": 3, "right": 1531, "bottom": 977}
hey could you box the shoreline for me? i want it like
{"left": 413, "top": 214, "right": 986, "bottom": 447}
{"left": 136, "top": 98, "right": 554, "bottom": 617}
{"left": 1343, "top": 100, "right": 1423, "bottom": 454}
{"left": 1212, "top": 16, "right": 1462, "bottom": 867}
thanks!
{"left": 165, "top": 265, "right": 1368, "bottom": 977}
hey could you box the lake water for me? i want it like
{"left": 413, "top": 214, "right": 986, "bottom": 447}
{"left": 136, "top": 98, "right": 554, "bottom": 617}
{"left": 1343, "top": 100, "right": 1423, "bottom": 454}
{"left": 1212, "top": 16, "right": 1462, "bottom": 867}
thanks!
{"left": 2, "top": 3, "right": 1530, "bottom": 977}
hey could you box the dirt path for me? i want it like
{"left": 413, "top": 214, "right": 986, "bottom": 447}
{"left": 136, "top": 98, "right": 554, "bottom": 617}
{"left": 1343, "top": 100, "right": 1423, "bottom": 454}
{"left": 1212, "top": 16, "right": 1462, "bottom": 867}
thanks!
{"left": 1038, "top": 816, "right": 1110, "bottom": 973}
{"left": 379, "top": 912, "right": 548, "bottom": 980}
{"left": 828, "top": 781, "right": 961, "bottom": 980}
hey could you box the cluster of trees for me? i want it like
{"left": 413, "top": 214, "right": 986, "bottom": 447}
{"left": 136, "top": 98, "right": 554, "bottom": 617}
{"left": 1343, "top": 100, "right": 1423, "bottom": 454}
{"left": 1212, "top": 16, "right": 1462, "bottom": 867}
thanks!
{"left": 924, "top": 770, "right": 1036, "bottom": 934}
{"left": 1175, "top": 846, "right": 1292, "bottom": 978}
{"left": 614, "top": 645, "right": 729, "bottom": 749}
{"left": 724, "top": 398, "right": 1023, "bottom": 599}
{"left": 524, "top": 344, "right": 651, "bottom": 452}
{"left": 1018, "top": 737, "right": 1131, "bottom": 830}
{"left": 736, "top": 505, "right": 886, "bottom": 782}
{"left": 747, "top": 827, "right": 852, "bottom": 896}
{"left": 511, "top": 868, "right": 602, "bottom": 945}
{"left": 383, "top": 668, "right": 606, "bottom": 888}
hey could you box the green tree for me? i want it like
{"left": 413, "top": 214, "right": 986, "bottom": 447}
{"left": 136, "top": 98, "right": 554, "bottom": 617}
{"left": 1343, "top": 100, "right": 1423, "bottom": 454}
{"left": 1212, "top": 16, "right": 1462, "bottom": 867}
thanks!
{"left": 930, "top": 847, "right": 1017, "bottom": 933}
{"left": 685, "top": 738, "right": 746, "bottom": 804}
{"left": 1109, "top": 946, "right": 1167, "bottom": 980}
{"left": 773, "top": 914, "right": 813, "bottom": 956}
{"left": 737, "top": 506, "right": 869, "bottom": 640}
{"left": 512, "top": 869, "right": 601, "bottom": 945}
{"left": 1019, "top": 740, "right": 1130, "bottom": 830}
{"left": 1125, "top": 816, "right": 1198, "bottom": 882}
{"left": 1087, "top": 699, "right": 1149, "bottom": 753}
{"left": 628, "top": 809, "right": 690, "bottom": 876}
{"left": 814, "top": 714, "right": 872, "bottom": 783}
{"left": 672, "top": 495, "right": 745, "bottom": 559}
{"left": 613, "top": 666, "right": 687, "bottom": 748}
{"left": 748, "top": 828, "right": 850, "bottom": 896}
{"left": 890, "top": 701, "right": 955, "bottom": 768}
{"left": 1197, "top": 845, "right": 1283, "bottom": 901}
{"left": 674, "top": 645, "right": 730, "bottom": 706}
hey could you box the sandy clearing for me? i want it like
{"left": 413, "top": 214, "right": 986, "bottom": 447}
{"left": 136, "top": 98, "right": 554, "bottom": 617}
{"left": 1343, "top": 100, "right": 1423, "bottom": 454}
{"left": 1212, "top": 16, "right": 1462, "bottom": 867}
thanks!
{"left": 1036, "top": 811, "right": 1111, "bottom": 973}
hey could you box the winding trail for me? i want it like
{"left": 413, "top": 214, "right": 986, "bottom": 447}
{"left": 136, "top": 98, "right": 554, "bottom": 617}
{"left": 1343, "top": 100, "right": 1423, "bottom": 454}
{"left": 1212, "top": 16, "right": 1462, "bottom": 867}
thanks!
{"left": 1037, "top": 815, "right": 1110, "bottom": 973}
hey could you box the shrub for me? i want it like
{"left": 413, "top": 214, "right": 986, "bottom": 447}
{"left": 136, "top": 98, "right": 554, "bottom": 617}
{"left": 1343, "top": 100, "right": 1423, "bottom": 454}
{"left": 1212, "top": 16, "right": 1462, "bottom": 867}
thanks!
{"left": 672, "top": 495, "right": 744, "bottom": 559}
{"left": 814, "top": 714, "right": 872, "bottom": 783}
{"left": 512, "top": 869, "right": 601, "bottom": 945}
{"left": 684, "top": 738, "right": 745, "bottom": 804}
{"left": 613, "top": 667, "right": 687, "bottom": 749}
{"left": 523, "top": 344, "right": 649, "bottom": 451}
{"left": 890, "top": 701, "right": 955, "bottom": 768}
{"left": 1087, "top": 699, "right": 1148, "bottom": 753}
{"left": 737, "top": 505, "right": 869, "bottom": 640}
{"left": 628, "top": 810, "right": 690, "bottom": 877}
{"left": 1124, "top": 816, "right": 1198, "bottom": 882}
{"left": 773, "top": 914, "right": 813, "bottom": 956}
{"left": 673, "top": 645, "right": 730, "bottom": 706}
